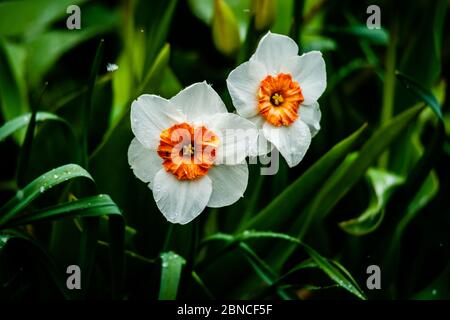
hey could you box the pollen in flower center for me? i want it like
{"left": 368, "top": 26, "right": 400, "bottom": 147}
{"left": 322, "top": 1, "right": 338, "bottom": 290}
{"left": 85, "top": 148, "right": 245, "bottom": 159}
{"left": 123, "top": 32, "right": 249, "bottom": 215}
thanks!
{"left": 258, "top": 73, "right": 304, "bottom": 126}
{"left": 271, "top": 92, "right": 284, "bottom": 106}
{"left": 182, "top": 144, "right": 195, "bottom": 156}
{"left": 157, "top": 122, "right": 219, "bottom": 180}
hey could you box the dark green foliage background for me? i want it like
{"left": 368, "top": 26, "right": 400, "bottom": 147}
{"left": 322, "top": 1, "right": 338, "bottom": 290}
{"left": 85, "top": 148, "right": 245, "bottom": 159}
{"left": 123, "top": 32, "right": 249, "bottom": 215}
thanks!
{"left": 0, "top": 0, "right": 449, "bottom": 300}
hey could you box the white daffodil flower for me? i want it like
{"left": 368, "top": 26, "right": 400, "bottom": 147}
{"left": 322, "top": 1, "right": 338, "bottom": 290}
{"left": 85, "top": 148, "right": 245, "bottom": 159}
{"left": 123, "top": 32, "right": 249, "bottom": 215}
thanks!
{"left": 128, "top": 82, "right": 257, "bottom": 225}
{"left": 226, "top": 31, "right": 326, "bottom": 167}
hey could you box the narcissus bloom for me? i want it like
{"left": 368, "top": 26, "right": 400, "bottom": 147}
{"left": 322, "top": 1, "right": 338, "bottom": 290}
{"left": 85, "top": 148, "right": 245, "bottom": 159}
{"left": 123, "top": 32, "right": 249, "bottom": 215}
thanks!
{"left": 128, "top": 82, "right": 257, "bottom": 224}
{"left": 227, "top": 31, "right": 326, "bottom": 167}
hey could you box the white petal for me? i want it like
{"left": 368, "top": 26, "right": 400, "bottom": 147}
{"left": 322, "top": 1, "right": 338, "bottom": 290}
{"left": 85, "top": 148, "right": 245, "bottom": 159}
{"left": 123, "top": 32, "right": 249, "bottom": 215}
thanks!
{"left": 127, "top": 138, "right": 162, "bottom": 188}
{"left": 204, "top": 113, "right": 258, "bottom": 165}
{"left": 251, "top": 31, "right": 299, "bottom": 75}
{"left": 246, "top": 115, "right": 272, "bottom": 156}
{"left": 247, "top": 113, "right": 265, "bottom": 128}
{"left": 263, "top": 119, "right": 311, "bottom": 168}
{"left": 131, "top": 94, "right": 185, "bottom": 149}
{"left": 207, "top": 164, "right": 248, "bottom": 208}
{"left": 299, "top": 102, "right": 321, "bottom": 137}
{"left": 226, "top": 60, "right": 266, "bottom": 118}
{"left": 152, "top": 169, "right": 212, "bottom": 225}
{"left": 284, "top": 51, "right": 327, "bottom": 105}
{"left": 170, "top": 81, "right": 227, "bottom": 122}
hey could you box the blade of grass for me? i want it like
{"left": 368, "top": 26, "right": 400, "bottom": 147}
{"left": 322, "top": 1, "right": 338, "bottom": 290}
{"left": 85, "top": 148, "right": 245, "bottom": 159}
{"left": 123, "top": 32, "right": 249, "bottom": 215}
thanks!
{"left": 16, "top": 83, "right": 48, "bottom": 188}
{"left": 396, "top": 71, "right": 443, "bottom": 121}
{"left": 0, "top": 112, "right": 75, "bottom": 143}
{"left": 82, "top": 39, "right": 104, "bottom": 168}
{"left": 241, "top": 124, "right": 368, "bottom": 232}
{"left": 0, "top": 164, "right": 93, "bottom": 226}
{"left": 79, "top": 39, "right": 104, "bottom": 298}
{"left": 297, "top": 104, "right": 424, "bottom": 240}
{"left": 202, "top": 231, "right": 366, "bottom": 300}
{"left": 159, "top": 251, "right": 186, "bottom": 300}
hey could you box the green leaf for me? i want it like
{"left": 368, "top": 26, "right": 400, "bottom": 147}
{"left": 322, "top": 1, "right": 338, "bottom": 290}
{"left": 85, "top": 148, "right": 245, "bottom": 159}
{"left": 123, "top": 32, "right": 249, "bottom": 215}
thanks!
{"left": 396, "top": 71, "right": 443, "bottom": 121}
{"left": 191, "top": 271, "right": 215, "bottom": 299}
{"left": 241, "top": 124, "right": 368, "bottom": 232}
{"left": 0, "top": 39, "right": 29, "bottom": 126}
{"left": 396, "top": 171, "right": 439, "bottom": 239}
{"left": 0, "top": 112, "right": 74, "bottom": 142}
{"left": 256, "top": 260, "right": 318, "bottom": 298}
{"left": 111, "top": 43, "right": 171, "bottom": 128}
{"left": 0, "top": 164, "right": 93, "bottom": 226}
{"left": 325, "top": 25, "right": 389, "bottom": 45}
{"left": 141, "top": 0, "right": 178, "bottom": 72}
{"left": 80, "top": 38, "right": 104, "bottom": 295}
{"left": 159, "top": 251, "right": 186, "bottom": 300}
{"left": 25, "top": 5, "right": 118, "bottom": 86}
{"left": 339, "top": 167, "right": 404, "bottom": 235}
{"left": 0, "top": 194, "right": 121, "bottom": 229}
{"left": 16, "top": 84, "right": 49, "bottom": 188}
{"left": 138, "top": 44, "right": 171, "bottom": 96}
{"left": 0, "top": 0, "right": 86, "bottom": 38}
{"left": 297, "top": 104, "right": 424, "bottom": 239}
{"left": 237, "top": 242, "right": 294, "bottom": 299}
{"left": 82, "top": 39, "right": 104, "bottom": 168}
{"left": 203, "top": 231, "right": 367, "bottom": 300}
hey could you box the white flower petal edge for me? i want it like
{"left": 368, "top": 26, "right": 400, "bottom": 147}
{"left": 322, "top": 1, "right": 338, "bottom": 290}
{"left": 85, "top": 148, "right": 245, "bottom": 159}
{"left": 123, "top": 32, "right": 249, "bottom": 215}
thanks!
{"left": 170, "top": 81, "right": 227, "bottom": 122}
{"left": 247, "top": 114, "right": 274, "bottom": 156}
{"left": 152, "top": 169, "right": 212, "bottom": 225}
{"left": 299, "top": 102, "right": 321, "bottom": 137}
{"left": 207, "top": 164, "right": 248, "bottom": 207}
{"left": 127, "top": 138, "right": 162, "bottom": 189}
{"left": 250, "top": 31, "right": 299, "bottom": 75}
{"left": 131, "top": 94, "right": 185, "bottom": 149}
{"left": 263, "top": 119, "right": 311, "bottom": 168}
{"left": 283, "top": 51, "right": 327, "bottom": 105}
{"left": 226, "top": 60, "right": 267, "bottom": 118}
{"left": 204, "top": 113, "right": 258, "bottom": 165}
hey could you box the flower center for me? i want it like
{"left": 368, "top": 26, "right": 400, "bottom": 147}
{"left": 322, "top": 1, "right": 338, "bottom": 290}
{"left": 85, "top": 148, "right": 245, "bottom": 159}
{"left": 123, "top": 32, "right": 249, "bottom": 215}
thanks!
{"left": 271, "top": 92, "right": 284, "bottom": 106}
{"left": 258, "top": 73, "right": 304, "bottom": 126}
{"left": 157, "top": 122, "right": 219, "bottom": 181}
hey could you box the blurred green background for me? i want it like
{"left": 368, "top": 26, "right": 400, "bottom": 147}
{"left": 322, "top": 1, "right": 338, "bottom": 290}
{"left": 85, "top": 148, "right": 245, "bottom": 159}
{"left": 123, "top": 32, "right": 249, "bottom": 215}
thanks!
{"left": 0, "top": 0, "right": 449, "bottom": 300}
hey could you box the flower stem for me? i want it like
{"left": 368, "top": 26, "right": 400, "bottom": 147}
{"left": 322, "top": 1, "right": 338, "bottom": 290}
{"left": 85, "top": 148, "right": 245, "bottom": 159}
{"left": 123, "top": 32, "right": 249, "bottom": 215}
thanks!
{"left": 379, "top": 19, "right": 398, "bottom": 168}
{"left": 162, "top": 223, "right": 174, "bottom": 252}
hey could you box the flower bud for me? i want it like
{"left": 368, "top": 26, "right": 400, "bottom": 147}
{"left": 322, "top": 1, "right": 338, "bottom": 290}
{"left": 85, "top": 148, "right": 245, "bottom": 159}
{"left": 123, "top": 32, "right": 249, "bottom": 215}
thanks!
{"left": 212, "top": 0, "right": 241, "bottom": 56}
{"left": 252, "top": 0, "right": 276, "bottom": 31}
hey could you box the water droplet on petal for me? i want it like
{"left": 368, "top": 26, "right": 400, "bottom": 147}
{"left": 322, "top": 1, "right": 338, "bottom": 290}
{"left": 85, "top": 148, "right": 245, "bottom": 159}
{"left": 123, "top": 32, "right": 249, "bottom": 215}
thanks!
{"left": 39, "top": 186, "right": 45, "bottom": 193}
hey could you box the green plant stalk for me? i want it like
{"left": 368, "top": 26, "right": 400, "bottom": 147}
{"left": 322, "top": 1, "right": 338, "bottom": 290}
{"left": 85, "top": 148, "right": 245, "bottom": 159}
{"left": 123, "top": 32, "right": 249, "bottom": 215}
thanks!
{"left": 379, "top": 19, "right": 398, "bottom": 168}
{"left": 82, "top": 39, "right": 104, "bottom": 169}
{"left": 16, "top": 83, "right": 48, "bottom": 188}
{"left": 290, "top": 0, "right": 304, "bottom": 47}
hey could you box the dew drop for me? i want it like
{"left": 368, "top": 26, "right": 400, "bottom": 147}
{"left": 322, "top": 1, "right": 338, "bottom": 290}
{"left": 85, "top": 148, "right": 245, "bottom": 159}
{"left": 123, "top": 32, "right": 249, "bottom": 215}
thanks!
{"left": 162, "top": 262, "right": 168, "bottom": 268}
{"left": 432, "top": 289, "right": 437, "bottom": 295}
{"left": 16, "top": 190, "right": 24, "bottom": 199}
{"left": 39, "top": 186, "right": 45, "bottom": 193}
{"left": 53, "top": 174, "right": 59, "bottom": 179}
